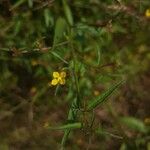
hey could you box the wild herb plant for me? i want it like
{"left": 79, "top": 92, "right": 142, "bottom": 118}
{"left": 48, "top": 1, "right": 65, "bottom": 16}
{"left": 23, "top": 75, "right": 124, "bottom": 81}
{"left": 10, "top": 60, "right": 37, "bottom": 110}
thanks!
{"left": 0, "top": 0, "right": 150, "bottom": 149}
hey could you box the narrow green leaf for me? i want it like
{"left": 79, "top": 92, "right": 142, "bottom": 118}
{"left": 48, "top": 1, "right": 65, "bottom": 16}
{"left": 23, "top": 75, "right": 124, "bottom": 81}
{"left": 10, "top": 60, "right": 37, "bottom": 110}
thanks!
{"left": 120, "top": 117, "right": 147, "bottom": 133}
{"left": 50, "top": 51, "right": 68, "bottom": 64}
{"left": 28, "top": 0, "right": 33, "bottom": 8}
{"left": 10, "top": 0, "right": 26, "bottom": 10}
{"left": 54, "top": 85, "right": 60, "bottom": 96}
{"left": 44, "top": 9, "right": 50, "bottom": 27}
{"left": 48, "top": 122, "right": 82, "bottom": 130}
{"left": 120, "top": 143, "right": 127, "bottom": 150}
{"left": 53, "top": 17, "right": 67, "bottom": 47}
{"left": 87, "top": 80, "right": 124, "bottom": 111}
{"left": 61, "top": 98, "right": 78, "bottom": 147}
{"left": 93, "top": 42, "right": 101, "bottom": 66}
{"left": 13, "top": 21, "right": 21, "bottom": 36}
{"left": 43, "top": 9, "right": 54, "bottom": 27}
{"left": 62, "top": 0, "right": 74, "bottom": 26}
{"left": 61, "top": 130, "right": 70, "bottom": 149}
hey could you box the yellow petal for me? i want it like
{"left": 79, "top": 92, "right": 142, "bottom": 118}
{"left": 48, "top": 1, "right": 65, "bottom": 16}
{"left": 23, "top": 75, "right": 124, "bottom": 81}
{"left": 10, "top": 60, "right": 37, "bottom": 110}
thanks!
{"left": 60, "top": 71, "right": 66, "bottom": 78}
{"left": 53, "top": 72, "right": 59, "bottom": 78}
{"left": 145, "top": 9, "right": 150, "bottom": 17}
{"left": 59, "top": 78, "right": 66, "bottom": 85}
{"left": 51, "top": 79, "right": 58, "bottom": 86}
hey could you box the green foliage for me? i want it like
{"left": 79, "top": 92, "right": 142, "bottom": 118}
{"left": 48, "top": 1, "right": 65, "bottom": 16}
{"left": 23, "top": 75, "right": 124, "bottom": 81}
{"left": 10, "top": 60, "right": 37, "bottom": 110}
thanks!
{"left": 87, "top": 80, "right": 124, "bottom": 111}
{"left": 10, "top": 0, "right": 26, "bottom": 10}
{"left": 53, "top": 17, "right": 67, "bottom": 47}
{"left": 48, "top": 122, "right": 82, "bottom": 130}
{"left": 62, "top": 0, "right": 74, "bottom": 26}
{"left": 120, "top": 117, "right": 147, "bottom": 133}
{"left": 0, "top": 0, "right": 150, "bottom": 149}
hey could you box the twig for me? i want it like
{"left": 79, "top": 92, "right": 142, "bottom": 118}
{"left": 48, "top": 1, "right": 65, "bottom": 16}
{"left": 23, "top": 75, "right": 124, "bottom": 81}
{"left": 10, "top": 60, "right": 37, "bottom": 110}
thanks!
{"left": 0, "top": 41, "right": 69, "bottom": 54}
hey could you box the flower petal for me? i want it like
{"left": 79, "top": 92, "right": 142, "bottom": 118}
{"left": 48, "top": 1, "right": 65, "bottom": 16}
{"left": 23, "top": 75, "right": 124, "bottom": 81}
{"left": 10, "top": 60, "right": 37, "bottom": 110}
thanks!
{"left": 53, "top": 72, "right": 59, "bottom": 78}
{"left": 145, "top": 9, "right": 150, "bottom": 17}
{"left": 59, "top": 78, "right": 66, "bottom": 85}
{"left": 51, "top": 79, "right": 58, "bottom": 86}
{"left": 60, "top": 71, "right": 66, "bottom": 78}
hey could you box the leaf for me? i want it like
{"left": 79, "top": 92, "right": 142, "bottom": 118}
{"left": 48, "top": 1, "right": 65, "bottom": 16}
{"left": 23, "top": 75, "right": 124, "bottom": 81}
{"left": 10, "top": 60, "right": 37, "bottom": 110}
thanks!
{"left": 53, "top": 17, "right": 67, "bottom": 47}
{"left": 44, "top": 9, "right": 53, "bottom": 27}
{"left": 28, "top": 0, "right": 33, "bottom": 8}
{"left": 50, "top": 51, "right": 68, "bottom": 64}
{"left": 54, "top": 85, "right": 60, "bottom": 96}
{"left": 48, "top": 122, "right": 82, "bottom": 130}
{"left": 13, "top": 20, "right": 21, "bottom": 36}
{"left": 44, "top": 9, "right": 50, "bottom": 27}
{"left": 10, "top": 0, "right": 26, "bottom": 10}
{"left": 120, "top": 143, "right": 127, "bottom": 150}
{"left": 62, "top": 0, "right": 74, "bottom": 26}
{"left": 61, "top": 98, "right": 78, "bottom": 147}
{"left": 120, "top": 117, "right": 147, "bottom": 133}
{"left": 87, "top": 80, "right": 124, "bottom": 111}
{"left": 93, "top": 42, "right": 101, "bottom": 66}
{"left": 61, "top": 130, "right": 70, "bottom": 149}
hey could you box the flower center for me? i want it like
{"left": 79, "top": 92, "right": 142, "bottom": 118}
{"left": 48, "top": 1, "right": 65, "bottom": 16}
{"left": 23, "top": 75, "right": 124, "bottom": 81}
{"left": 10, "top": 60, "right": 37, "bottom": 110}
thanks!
{"left": 58, "top": 76, "right": 62, "bottom": 81}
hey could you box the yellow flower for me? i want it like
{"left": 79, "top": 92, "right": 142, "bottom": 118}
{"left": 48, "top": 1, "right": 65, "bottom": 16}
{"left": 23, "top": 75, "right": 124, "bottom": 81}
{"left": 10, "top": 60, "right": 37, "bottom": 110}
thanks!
{"left": 145, "top": 8, "right": 150, "bottom": 18}
{"left": 50, "top": 71, "right": 66, "bottom": 86}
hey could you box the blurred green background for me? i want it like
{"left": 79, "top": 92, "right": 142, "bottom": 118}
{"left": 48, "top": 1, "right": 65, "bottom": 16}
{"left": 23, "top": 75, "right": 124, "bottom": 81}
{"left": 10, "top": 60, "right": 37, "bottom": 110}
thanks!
{"left": 0, "top": 0, "right": 150, "bottom": 149}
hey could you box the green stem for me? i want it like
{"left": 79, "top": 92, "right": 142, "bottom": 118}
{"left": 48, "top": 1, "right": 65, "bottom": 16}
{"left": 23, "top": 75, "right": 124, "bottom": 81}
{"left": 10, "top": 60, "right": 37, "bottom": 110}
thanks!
{"left": 60, "top": 27, "right": 82, "bottom": 149}
{"left": 70, "top": 28, "right": 81, "bottom": 106}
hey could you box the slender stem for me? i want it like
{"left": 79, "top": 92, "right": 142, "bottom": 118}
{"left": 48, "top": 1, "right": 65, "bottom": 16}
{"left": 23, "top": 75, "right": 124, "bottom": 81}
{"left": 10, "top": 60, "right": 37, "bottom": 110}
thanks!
{"left": 69, "top": 28, "right": 81, "bottom": 106}
{"left": 61, "top": 27, "right": 82, "bottom": 149}
{"left": 0, "top": 41, "right": 69, "bottom": 53}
